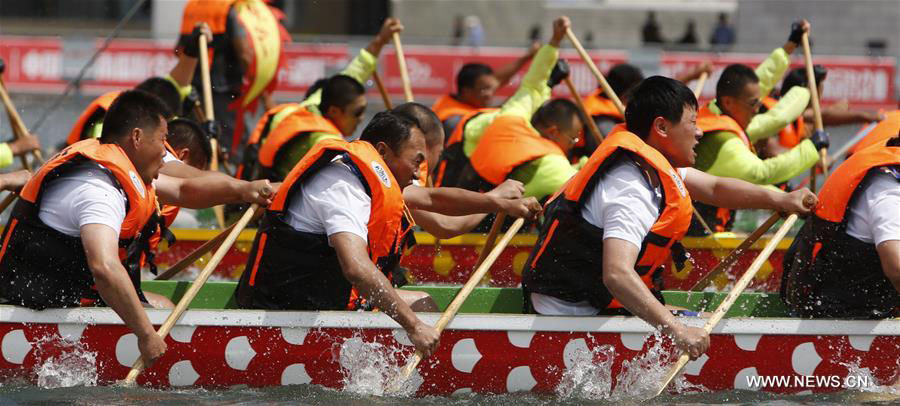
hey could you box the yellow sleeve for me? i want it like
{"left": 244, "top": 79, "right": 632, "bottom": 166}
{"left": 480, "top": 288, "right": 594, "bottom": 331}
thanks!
{"left": 510, "top": 154, "right": 577, "bottom": 200}
{"left": 746, "top": 86, "right": 811, "bottom": 142}
{"left": 0, "top": 143, "right": 13, "bottom": 169}
{"left": 497, "top": 44, "right": 557, "bottom": 120}
{"left": 462, "top": 111, "right": 499, "bottom": 157}
{"left": 164, "top": 75, "right": 193, "bottom": 102}
{"left": 700, "top": 133, "right": 819, "bottom": 185}
{"left": 754, "top": 47, "right": 790, "bottom": 99}
{"left": 301, "top": 49, "right": 377, "bottom": 109}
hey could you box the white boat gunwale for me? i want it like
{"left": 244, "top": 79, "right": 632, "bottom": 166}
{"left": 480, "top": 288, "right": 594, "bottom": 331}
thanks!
{"left": 1, "top": 305, "right": 898, "bottom": 336}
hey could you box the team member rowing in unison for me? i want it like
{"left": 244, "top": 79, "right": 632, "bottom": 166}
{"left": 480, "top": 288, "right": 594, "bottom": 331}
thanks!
{"left": 691, "top": 20, "right": 827, "bottom": 234}
{"left": 783, "top": 136, "right": 900, "bottom": 319}
{"left": 0, "top": 90, "right": 274, "bottom": 369}
{"left": 522, "top": 76, "right": 816, "bottom": 360}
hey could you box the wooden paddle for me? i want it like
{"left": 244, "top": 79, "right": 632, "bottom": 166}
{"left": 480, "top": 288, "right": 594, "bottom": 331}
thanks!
{"left": 198, "top": 35, "right": 226, "bottom": 229}
{"left": 692, "top": 72, "right": 708, "bottom": 99}
{"left": 396, "top": 217, "right": 526, "bottom": 385}
{"left": 689, "top": 212, "right": 781, "bottom": 291}
{"left": 0, "top": 62, "right": 44, "bottom": 170}
{"left": 655, "top": 213, "right": 798, "bottom": 397}
{"left": 392, "top": 33, "right": 414, "bottom": 103}
{"left": 0, "top": 193, "right": 17, "bottom": 215}
{"left": 563, "top": 76, "right": 604, "bottom": 146}
{"left": 474, "top": 212, "right": 507, "bottom": 268}
{"left": 565, "top": 28, "right": 625, "bottom": 114}
{"left": 122, "top": 204, "right": 258, "bottom": 385}
{"left": 372, "top": 70, "right": 393, "bottom": 109}
{"left": 801, "top": 32, "right": 827, "bottom": 192}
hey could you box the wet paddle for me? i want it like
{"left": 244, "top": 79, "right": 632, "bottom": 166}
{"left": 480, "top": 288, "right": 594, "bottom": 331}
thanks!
{"left": 563, "top": 76, "right": 604, "bottom": 146}
{"left": 0, "top": 59, "right": 44, "bottom": 170}
{"left": 198, "top": 35, "right": 227, "bottom": 229}
{"left": 394, "top": 217, "right": 526, "bottom": 387}
{"left": 474, "top": 212, "right": 507, "bottom": 269}
{"left": 392, "top": 33, "right": 414, "bottom": 103}
{"left": 565, "top": 28, "right": 625, "bottom": 114}
{"left": 692, "top": 72, "right": 708, "bottom": 99}
{"left": 372, "top": 70, "right": 393, "bottom": 109}
{"left": 801, "top": 32, "right": 827, "bottom": 192}
{"left": 655, "top": 213, "right": 799, "bottom": 397}
{"left": 689, "top": 212, "right": 781, "bottom": 291}
{"left": 122, "top": 204, "right": 259, "bottom": 385}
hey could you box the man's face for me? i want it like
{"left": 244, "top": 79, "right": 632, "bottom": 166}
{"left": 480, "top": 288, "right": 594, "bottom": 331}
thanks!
{"left": 327, "top": 95, "right": 367, "bottom": 137}
{"left": 133, "top": 117, "right": 168, "bottom": 184}
{"left": 722, "top": 81, "right": 761, "bottom": 129}
{"left": 381, "top": 127, "right": 427, "bottom": 188}
{"left": 659, "top": 105, "right": 702, "bottom": 168}
{"left": 459, "top": 74, "right": 499, "bottom": 108}
{"left": 543, "top": 115, "right": 583, "bottom": 154}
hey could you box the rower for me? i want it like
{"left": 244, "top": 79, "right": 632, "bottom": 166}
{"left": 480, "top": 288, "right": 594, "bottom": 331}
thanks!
{"left": 847, "top": 110, "right": 900, "bottom": 155}
{"left": 241, "top": 18, "right": 404, "bottom": 182}
{"left": 758, "top": 66, "right": 885, "bottom": 159}
{"left": 521, "top": 76, "right": 817, "bottom": 360}
{"left": 0, "top": 90, "right": 274, "bottom": 368}
{"left": 435, "top": 16, "right": 575, "bottom": 202}
{"left": 66, "top": 24, "right": 212, "bottom": 147}
{"left": 432, "top": 44, "right": 539, "bottom": 136}
{"left": 394, "top": 102, "right": 542, "bottom": 239}
{"left": 234, "top": 111, "right": 440, "bottom": 358}
{"left": 690, "top": 20, "right": 829, "bottom": 235}
{"left": 782, "top": 136, "right": 900, "bottom": 319}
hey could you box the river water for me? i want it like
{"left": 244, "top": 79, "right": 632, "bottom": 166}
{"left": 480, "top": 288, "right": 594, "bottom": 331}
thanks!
{"left": 1, "top": 384, "right": 898, "bottom": 405}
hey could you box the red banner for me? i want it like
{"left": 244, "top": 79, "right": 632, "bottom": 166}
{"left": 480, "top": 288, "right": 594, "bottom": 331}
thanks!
{"left": 1, "top": 36, "right": 895, "bottom": 110}
{"left": 661, "top": 51, "right": 896, "bottom": 110}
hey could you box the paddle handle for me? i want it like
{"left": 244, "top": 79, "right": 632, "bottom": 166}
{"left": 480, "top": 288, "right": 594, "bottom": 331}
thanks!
{"left": 399, "top": 217, "right": 526, "bottom": 380}
{"left": 692, "top": 72, "right": 708, "bottom": 99}
{"left": 565, "top": 28, "right": 625, "bottom": 115}
{"left": 690, "top": 212, "right": 781, "bottom": 291}
{"left": 154, "top": 223, "right": 236, "bottom": 280}
{"left": 656, "top": 214, "right": 798, "bottom": 396}
{"left": 0, "top": 192, "right": 17, "bottom": 215}
{"left": 372, "top": 70, "right": 393, "bottom": 109}
{"left": 692, "top": 207, "right": 716, "bottom": 237}
{"left": 474, "top": 212, "right": 506, "bottom": 268}
{"left": 393, "top": 33, "right": 414, "bottom": 103}
{"left": 0, "top": 78, "right": 40, "bottom": 170}
{"left": 801, "top": 32, "right": 828, "bottom": 190}
{"left": 198, "top": 35, "right": 226, "bottom": 229}
{"left": 563, "top": 77, "right": 604, "bottom": 146}
{"left": 123, "top": 204, "right": 259, "bottom": 384}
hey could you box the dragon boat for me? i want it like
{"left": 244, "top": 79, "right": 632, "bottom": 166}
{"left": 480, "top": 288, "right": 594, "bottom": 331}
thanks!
{"left": 156, "top": 228, "right": 794, "bottom": 291}
{"left": 0, "top": 281, "right": 896, "bottom": 395}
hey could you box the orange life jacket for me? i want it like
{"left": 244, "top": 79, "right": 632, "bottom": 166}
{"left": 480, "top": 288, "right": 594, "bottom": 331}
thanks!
{"left": 66, "top": 91, "right": 121, "bottom": 146}
{"left": 697, "top": 103, "right": 753, "bottom": 151}
{"left": 432, "top": 94, "right": 479, "bottom": 123}
{"left": 761, "top": 96, "right": 806, "bottom": 148}
{"left": 523, "top": 131, "right": 694, "bottom": 311}
{"left": 470, "top": 115, "right": 566, "bottom": 186}
{"left": 236, "top": 102, "right": 303, "bottom": 180}
{"left": 582, "top": 89, "right": 624, "bottom": 121}
{"left": 256, "top": 107, "right": 341, "bottom": 170}
{"left": 782, "top": 144, "right": 900, "bottom": 318}
{"left": 236, "top": 138, "right": 412, "bottom": 311}
{"left": 848, "top": 110, "right": 900, "bottom": 155}
{"left": 0, "top": 139, "right": 160, "bottom": 309}
{"left": 433, "top": 108, "right": 497, "bottom": 188}
{"left": 180, "top": 0, "right": 234, "bottom": 34}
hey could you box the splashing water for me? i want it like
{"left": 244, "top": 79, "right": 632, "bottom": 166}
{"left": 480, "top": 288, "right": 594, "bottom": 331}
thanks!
{"left": 556, "top": 329, "right": 707, "bottom": 402}
{"left": 336, "top": 335, "right": 422, "bottom": 397}
{"left": 31, "top": 335, "right": 98, "bottom": 389}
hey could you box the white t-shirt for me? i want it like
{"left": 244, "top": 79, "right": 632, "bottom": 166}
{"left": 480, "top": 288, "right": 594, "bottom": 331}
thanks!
{"left": 532, "top": 159, "right": 689, "bottom": 316}
{"left": 38, "top": 166, "right": 127, "bottom": 237}
{"left": 286, "top": 157, "right": 371, "bottom": 243}
{"left": 162, "top": 149, "right": 180, "bottom": 163}
{"left": 846, "top": 170, "right": 900, "bottom": 245}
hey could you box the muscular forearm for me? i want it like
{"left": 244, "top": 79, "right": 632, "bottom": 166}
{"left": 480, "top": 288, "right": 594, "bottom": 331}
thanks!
{"left": 341, "top": 252, "right": 420, "bottom": 330}
{"left": 602, "top": 257, "right": 679, "bottom": 329}
{"left": 411, "top": 209, "right": 487, "bottom": 239}
{"left": 168, "top": 54, "right": 199, "bottom": 88}
{"left": 92, "top": 260, "right": 156, "bottom": 340}
{"left": 821, "top": 108, "right": 879, "bottom": 126}
{"left": 405, "top": 185, "right": 504, "bottom": 216}
{"left": 165, "top": 175, "right": 245, "bottom": 208}
{"left": 876, "top": 241, "right": 900, "bottom": 293}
